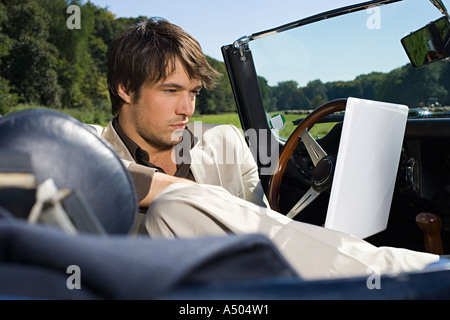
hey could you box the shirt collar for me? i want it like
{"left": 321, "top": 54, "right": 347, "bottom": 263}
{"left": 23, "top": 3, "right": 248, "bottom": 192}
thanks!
{"left": 112, "top": 116, "right": 194, "bottom": 166}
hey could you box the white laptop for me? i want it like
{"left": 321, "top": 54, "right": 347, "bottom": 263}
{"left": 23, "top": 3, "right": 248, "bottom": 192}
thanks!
{"left": 324, "top": 97, "right": 409, "bottom": 239}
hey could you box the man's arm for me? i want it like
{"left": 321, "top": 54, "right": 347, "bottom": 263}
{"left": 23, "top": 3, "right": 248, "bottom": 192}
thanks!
{"left": 138, "top": 171, "right": 195, "bottom": 208}
{"left": 126, "top": 162, "right": 195, "bottom": 208}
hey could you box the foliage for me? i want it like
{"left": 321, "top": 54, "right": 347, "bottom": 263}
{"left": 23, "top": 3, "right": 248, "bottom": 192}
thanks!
{"left": 0, "top": 0, "right": 134, "bottom": 113}
{"left": 266, "top": 61, "right": 449, "bottom": 112}
{"left": 4, "top": 102, "right": 113, "bottom": 125}
{"left": 195, "top": 56, "right": 235, "bottom": 114}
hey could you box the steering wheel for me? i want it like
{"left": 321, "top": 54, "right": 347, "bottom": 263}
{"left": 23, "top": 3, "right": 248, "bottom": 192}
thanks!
{"left": 268, "top": 98, "right": 347, "bottom": 218}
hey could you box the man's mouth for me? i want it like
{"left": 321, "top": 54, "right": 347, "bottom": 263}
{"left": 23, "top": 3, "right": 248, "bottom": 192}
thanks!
{"left": 170, "top": 121, "right": 188, "bottom": 130}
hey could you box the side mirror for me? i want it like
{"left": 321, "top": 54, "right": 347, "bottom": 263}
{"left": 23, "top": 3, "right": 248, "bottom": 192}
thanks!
{"left": 401, "top": 16, "right": 450, "bottom": 67}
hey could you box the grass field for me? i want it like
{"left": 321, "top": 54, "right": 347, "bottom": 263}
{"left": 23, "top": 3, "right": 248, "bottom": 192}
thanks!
{"left": 192, "top": 112, "right": 337, "bottom": 140}
{"left": 190, "top": 112, "right": 242, "bottom": 128}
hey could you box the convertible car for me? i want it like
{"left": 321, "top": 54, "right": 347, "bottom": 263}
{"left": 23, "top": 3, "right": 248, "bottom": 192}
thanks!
{"left": 0, "top": 0, "right": 450, "bottom": 301}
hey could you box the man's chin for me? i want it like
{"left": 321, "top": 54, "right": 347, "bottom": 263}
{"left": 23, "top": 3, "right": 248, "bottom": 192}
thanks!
{"left": 170, "top": 130, "right": 184, "bottom": 143}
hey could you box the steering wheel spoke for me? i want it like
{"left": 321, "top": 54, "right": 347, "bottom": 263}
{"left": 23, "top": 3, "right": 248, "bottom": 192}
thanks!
{"left": 286, "top": 187, "right": 320, "bottom": 219}
{"left": 300, "top": 129, "right": 327, "bottom": 166}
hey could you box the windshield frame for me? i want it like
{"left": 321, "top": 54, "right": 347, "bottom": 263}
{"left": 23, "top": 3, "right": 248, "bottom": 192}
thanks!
{"left": 224, "top": 0, "right": 406, "bottom": 137}
{"left": 235, "top": 0, "right": 402, "bottom": 47}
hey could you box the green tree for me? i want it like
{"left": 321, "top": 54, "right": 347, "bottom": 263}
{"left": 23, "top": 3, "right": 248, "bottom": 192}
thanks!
{"left": 326, "top": 80, "right": 362, "bottom": 101}
{"left": 302, "top": 79, "right": 328, "bottom": 107}
{"left": 258, "top": 76, "right": 277, "bottom": 111}
{"left": 436, "top": 61, "right": 450, "bottom": 106}
{"left": 374, "top": 63, "right": 447, "bottom": 107}
{"left": 196, "top": 95, "right": 217, "bottom": 114}
{"left": 273, "top": 80, "right": 310, "bottom": 110}
{"left": 1, "top": 0, "right": 62, "bottom": 107}
{"left": 0, "top": 77, "right": 17, "bottom": 114}
{"left": 0, "top": 2, "right": 17, "bottom": 113}
{"left": 309, "top": 94, "right": 327, "bottom": 109}
{"left": 354, "top": 72, "right": 384, "bottom": 100}
{"left": 195, "top": 56, "right": 235, "bottom": 114}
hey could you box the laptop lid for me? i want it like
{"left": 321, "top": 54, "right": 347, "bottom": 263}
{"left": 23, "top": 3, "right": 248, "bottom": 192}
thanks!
{"left": 324, "top": 97, "right": 409, "bottom": 239}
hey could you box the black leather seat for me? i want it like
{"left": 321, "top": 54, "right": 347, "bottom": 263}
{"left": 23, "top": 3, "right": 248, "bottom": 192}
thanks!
{"left": 0, "top": 109, "right": 138, "bottom": 234}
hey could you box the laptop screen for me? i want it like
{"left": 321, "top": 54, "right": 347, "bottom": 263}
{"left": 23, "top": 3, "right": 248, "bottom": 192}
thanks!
{"left": 324, "top": 97, "right": 409, "bottom": 239}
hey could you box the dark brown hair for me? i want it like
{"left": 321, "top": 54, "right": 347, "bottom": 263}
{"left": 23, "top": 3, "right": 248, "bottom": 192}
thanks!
{"left": 107, "top": 18, "right": 221, "bottom": 115}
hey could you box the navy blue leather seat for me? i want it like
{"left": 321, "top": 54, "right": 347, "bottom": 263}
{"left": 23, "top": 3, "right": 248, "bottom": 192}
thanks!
{"left": 0, "top": 109, "right": 138, "bottom": 234}
{"left": 1, "top": 109, "right": 450, "bottom": 300}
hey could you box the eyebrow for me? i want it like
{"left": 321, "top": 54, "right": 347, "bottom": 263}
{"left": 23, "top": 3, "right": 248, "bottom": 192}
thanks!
{"left": 158, "top": 82, "right": 203, "bottom": 91}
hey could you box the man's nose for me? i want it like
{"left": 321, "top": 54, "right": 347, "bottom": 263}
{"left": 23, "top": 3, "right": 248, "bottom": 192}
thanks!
{"left": 176, "top": 93, "right": 195, "bottom": 116}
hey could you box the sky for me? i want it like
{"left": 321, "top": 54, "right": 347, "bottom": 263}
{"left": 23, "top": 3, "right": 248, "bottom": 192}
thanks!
{"left": 87, "top": 0, "right": 449, "bottom": 86}
{"left": 88, "top": 0, "right": 366, "bottom": 61}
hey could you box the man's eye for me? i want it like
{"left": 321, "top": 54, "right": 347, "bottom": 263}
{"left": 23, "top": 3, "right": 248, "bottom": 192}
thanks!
{"left": 192, "top": 89, "right": 202, "bottom": 96}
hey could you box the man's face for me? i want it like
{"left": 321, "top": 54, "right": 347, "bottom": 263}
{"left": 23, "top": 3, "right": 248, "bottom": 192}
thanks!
{"left": 120, "top": 57, "right": 202, "bottom": 152}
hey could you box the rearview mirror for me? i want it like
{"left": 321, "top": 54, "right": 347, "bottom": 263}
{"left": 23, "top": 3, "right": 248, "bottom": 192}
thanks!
{"left": 401, "top": 16, "right": 450, "bottom": 67}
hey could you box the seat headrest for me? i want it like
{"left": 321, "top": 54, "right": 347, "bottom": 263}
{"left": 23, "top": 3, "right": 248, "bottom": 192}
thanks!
{"left": 0, "top": 109, "right": 138, "bottom": 234}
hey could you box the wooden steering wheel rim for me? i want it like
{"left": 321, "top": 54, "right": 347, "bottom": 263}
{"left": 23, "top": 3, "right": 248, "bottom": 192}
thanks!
{"left": 268, "top": 98, "right": 347, "bottom": 212}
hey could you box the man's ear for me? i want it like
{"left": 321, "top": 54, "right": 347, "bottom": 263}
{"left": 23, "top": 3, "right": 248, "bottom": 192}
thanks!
{"left": 117, "top": 83, "right": 132, "bottom": 104}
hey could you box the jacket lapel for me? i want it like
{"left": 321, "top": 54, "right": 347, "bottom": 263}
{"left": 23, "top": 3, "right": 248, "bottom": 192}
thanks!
{"left": 102, "top": 122, "right": 135, "bottom": 162}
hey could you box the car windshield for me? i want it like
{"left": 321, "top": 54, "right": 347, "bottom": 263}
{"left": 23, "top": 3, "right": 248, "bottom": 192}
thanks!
{"left": 245, "top": 0, "right": 450, "bottom": 140}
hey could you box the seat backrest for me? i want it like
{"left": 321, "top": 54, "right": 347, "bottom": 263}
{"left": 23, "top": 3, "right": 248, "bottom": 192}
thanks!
{"left": 0, "top": 109, "right": 138, "bottom": 234}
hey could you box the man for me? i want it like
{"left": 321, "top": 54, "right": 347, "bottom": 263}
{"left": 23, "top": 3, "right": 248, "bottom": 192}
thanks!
{"left": 91, "top": 18, "right": 439, "bottom": 279}
{"left": 92, "top": 17, "right": 267, "bottom": 211}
